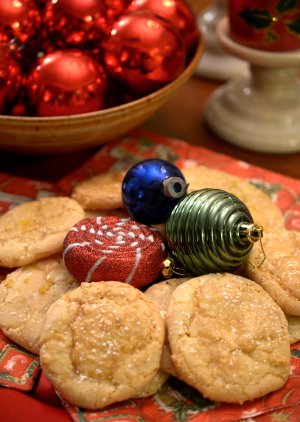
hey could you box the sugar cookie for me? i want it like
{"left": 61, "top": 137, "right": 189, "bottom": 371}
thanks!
{"left": 145, "top": 278, "right": 190, "bottom": 377}
{"left": 63, "top": 216, "right": 166, "bottom": 288}
{"left": 0, "top": 197, "right": 85, "bottom": 267}
{"left": 144, "top": 278, "right": 190, "bottom": 317}
{"left": 182, "top": 166, "right": 284, "bottom": 230}
{"left": 71, "top": 170, "right": 126, "bottom": 210}
{"left": 40, "top": 281, "right": 165, "bottom": 409}
{"left": 134, "top": 369, "right": 169, "bottom": 398}
{"left": 0, "top": 257, "right": 79, "bottom": 354}
{"left": 246, "top": 229, "right": 300, "bottom": 316}
{"left": 286, "top": 315, "right": 300, "bottom": 344}
{"left": 166, "top": 273, "right": 290, "bottom": 404}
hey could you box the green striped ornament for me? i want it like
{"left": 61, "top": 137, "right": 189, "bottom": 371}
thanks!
{"left": 165, "top": 188, "right": 262, "bottom": 275}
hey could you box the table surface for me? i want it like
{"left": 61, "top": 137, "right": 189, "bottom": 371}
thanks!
{"left": 1, "top": 73, "right": 299, "bottom": 183}
{"left": 0, "top": 0, "right": 299, "bottom": 183}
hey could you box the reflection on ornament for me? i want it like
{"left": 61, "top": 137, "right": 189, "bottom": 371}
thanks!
{"left": 0, "top": 0, "right": 42, "bottom": 60}
{"left": 126, "top": 0, "right": 199, "bottom": 56}
{"left": 122, "top": 158, "right": 188, "bottom": 225}
{"left": 0, "top": 45, "right": 22, "bottom": 114}
{"left": 165, "top": 188, "right": 263, "bottom": 275}
{"left": 43, "top": 0, "right": 117, "bottom": 50}
{"left": 10, "top": 97, "right": 28, "bottom": 117}
{"left": 105, "top": 0, "right": 127, "bottom": 19}
{"left": 25, "top": 50, "right": 108, "bottom": 117}
{"left": 104, "top": 12, "right": 186, "bottom": 96}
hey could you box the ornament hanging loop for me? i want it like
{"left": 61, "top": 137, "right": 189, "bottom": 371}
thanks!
{"left": 241, "top": 223, "right": 266, "bottom": 268}
{"left": 162, "top": 257, "right": 190, "bottom": 279}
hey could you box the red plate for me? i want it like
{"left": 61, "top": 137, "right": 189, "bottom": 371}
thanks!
{"left": 1, "top": 129, "right": 300, "bottom": 422}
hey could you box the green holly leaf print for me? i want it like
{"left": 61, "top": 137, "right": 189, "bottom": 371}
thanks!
{"left": 138, "top": 136, "right": 156, "bottom": 149}
{"left": 265, "top": 30, "right": 279, "bottom": 43}
{"left": 287, "top": 17, "right": 300, "bottom": 35}
{"left": 276, "top": 0, "right": 297, "bottom": 14}
{"left": 291, "top": 349, "right": 300, "bottom": 359}
{"left": 0, "top": 372, "right": 10, "bottom": 380}
{"left": 239, "top": 8, "right": 273, "bottom": 29}
{"left": 169, "top": 377, "right": 214, "bottom": 408}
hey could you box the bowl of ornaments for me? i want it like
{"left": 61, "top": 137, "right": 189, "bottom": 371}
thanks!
{"left": 0, "top": 0, "right": 203, "bottom": 154}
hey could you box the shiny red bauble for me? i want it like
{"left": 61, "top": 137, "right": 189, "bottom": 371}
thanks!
{"left": 25, "top": 50, "right": 108, "bottom": 117}
{"left": 105, "top": 0, "right": 127, "bottom": 19}
{"left": 0, "top": 44, "right": 22, "bottom": 114}
{"left": 0, "top": 0, "right": 198, "bottom": 117}
{"left": 0, "top": 0, "right": 42, "bottom": 59}
{"left": 10, "top": 95, "right": 28, "bottom": 116}
{"left": 43, "top": 0, "right": 125, "bottom": 50}
{"left": 126, "top": 0, "right": 198, "bottom": 56}
{"left": 103, "top": 12, "right": 186, "bottom": 96}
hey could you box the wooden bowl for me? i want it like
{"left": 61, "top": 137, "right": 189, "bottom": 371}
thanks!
{"left": 0, "top": 38, "right": 203, "bottom": 155}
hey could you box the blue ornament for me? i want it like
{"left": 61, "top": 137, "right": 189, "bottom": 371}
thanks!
{"left": 122, "top": 159, "right": 188, "bottom": 225}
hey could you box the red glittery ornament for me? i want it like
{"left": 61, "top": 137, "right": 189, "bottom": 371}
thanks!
{"left": 126, "top": 0, "right": 198, "bottom": 56}
{"left": 0, "top": 0, "right": 42, "bottom": 60}
{"left": 63, "top": 216, "right": 166, "bottom": 288}
{"left": 0, "top": 44, "right": 22, "bottom": 114}
{"left": 25, "top": 50, "right": 108, "bottom": 117}
{"left": 103, "top": 12, "right": 186, "bottom": 96}
{"left": 43, "top": 0, "right": 121, "bottom": 50}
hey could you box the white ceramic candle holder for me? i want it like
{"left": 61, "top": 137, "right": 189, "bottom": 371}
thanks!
{"left": 195, "top": 0, "right": 248, "bottom": 80}
{"left": 204, "top": 17, "right": 300, "bottom": 153}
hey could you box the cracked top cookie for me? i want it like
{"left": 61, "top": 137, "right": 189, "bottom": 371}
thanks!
{"left": 39, "top": 281, "right": 165, "bottom": 409}
{"left": 182, "top": 166, "right": 284, "bottom": 231}
{"left": 246, "top": 228, "right": 300, "bottom": 316}
{"left": 0, "top": 256, "right": 79, "bottom": 354}
{"left": 0, "top": 197, "right": 85, "bottom": 267}
{"left": 166, "top": 273, "right": 290, "bottom": 404}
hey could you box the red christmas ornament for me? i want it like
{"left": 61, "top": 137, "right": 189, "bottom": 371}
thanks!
{"left": 25, "top": 50, "right": 108, "bottom": 117}
{"left": 0, "top": 44, "right": 22, "bottom": 114}
{"left": 0, "top": 0, "right": 42, "bottom": 60}
{"left": 43, "top": 0, "right": 121, "bottom": 50}
{"left": 126, "top": 0, "right": 198, "bottom": 56}
{"left": 105, "top": 0, "right": 127, "bottom": 19}
{"left": 34, "top": 0, "right": 47, "bottom": 10}
{"left": 103, "top": 12, "right": 186, "bottom": 96}
{"left": 63, "top": 216, "right": 166, "bottom": 288}
{"left": 10, "top": 96, "right": 28, "bottom": 116}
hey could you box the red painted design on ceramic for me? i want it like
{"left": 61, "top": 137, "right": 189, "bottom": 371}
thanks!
{"left": 228, "top": 0, "right": 300, "bottom": 51}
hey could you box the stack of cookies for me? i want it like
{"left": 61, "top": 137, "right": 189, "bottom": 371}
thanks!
{"left": 0, "top": 165, "right": 299, "bottom": 409}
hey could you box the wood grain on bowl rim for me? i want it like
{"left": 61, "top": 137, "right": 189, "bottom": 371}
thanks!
{"left": 0, "top": 36, "right": 203, "bottom": 155}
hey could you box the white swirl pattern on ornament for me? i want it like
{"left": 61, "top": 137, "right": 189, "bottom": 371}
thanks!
{"left": 63, "top": 216, "right": 165, "bottom": 286}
